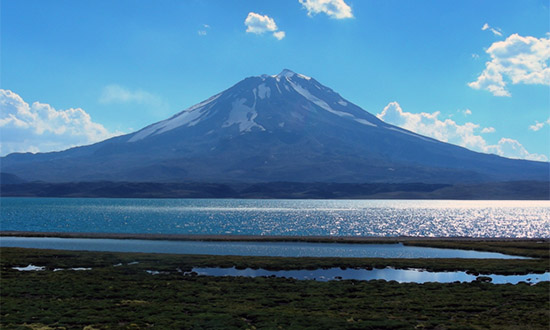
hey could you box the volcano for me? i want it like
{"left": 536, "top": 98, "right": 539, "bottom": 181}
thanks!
{"left": 2, "top": 69, "right": 548, "bottom": 183}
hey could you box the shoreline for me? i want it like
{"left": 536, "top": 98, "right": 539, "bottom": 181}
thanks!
{"left": 1, "top": 230, "right": 548, "bottom": 243}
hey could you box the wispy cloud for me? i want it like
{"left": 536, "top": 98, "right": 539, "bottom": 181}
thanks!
{"left": 244, "top": 12, "right": 285, "bottom": 40}
{"left": 0, "top": 89, "right": 122, "bottom": 156}
{"left": 529, "top": 118, "right": 550, "bottom": 131}
{"left": 198, "top": 24, "right": 210, "bottom": 36}
{"left": 377, "top": 102, "right": 547, "bottom": 161}
{"left": 481, "top": 23, "right": 502, "bottom": 36}
{"left": 469, "top": 33, "right": 550, "bottom": 96}
{"left": 529, "top": 122, "right": 545, "bottom": 131}
{"left": 299, "top": 0, "right": 353, "bottom": 19}
{"left": 99, "top": 84, "right": 164, "bottom": 106}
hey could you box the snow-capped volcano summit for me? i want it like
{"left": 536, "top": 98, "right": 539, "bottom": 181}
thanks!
{"left": 2, "top": 70, "right": 548, "bottom": 183}
{"left": 127, "top": 69, "right": 393, "bottom": 142}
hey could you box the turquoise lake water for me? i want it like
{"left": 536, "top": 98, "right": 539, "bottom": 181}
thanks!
{"left": 1, "top": 197, "right": 549, "bottom": 237}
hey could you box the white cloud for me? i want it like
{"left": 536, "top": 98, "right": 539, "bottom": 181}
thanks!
{"left": 469, "top": 34, "right": 550, "bottom": 96}
{"left": 377, "top": 102, "right": 547, "bottom": 161}
{"left": 273, "top": 31, "right": 286, "bottom": 40}
{"left": 244, "top": 12, "right": 285, "bottom": 40}
{"left": 463, "top": 109, "right": 472, "bottom": 116}
{"left": 529, "top": 118, "right": 550, "bottom": 131}
{"left": 377, "top": 102, "right": 484, "bottom": 151}
{"left": 481, "top": 127, "right": 495, "bottom": 133}
{"left": 0, "top": 89, "right": 122, "bottom": 156}
{"left": 481, "top": 23, "right": 502, "bottom": 36}
{"left": 299, "top": 0, "right": 353, "bottom": 19}
{"left": 486, "top": 138, "right": 548, "bottom": 162}
{"left": 529, "top": 122, "right": 545, "bottom": 131}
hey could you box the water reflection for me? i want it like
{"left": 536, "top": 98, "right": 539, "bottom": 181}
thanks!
{"left": 2, "top": 198, "right": 549, "bottom": 237}
{"left": 191, "top": 267, "right": 550, "bottom": 284}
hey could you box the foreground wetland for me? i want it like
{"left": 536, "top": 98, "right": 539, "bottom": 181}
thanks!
{"left": 1, "top": 238, "right": 549, "bottom": 329}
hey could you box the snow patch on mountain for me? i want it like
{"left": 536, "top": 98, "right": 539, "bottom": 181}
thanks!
{"left": 275, "top": 69, "right": 294, "bottom": 80}
{"left": 257, "top": 84, "right": 271, "bottom": 99}
{"left": 287, "top": 79, "right": 333, "bottom": 112}
{"left": 187, "top": 93, "right": 222, "bottom": 111}
{"left": 386, "top": 127, "right": 436, "bottom": 143}
{"left": 355, "top": 118, "right": 377, "bottom": 127}
{"left": 287, "top": 78, "right": 376, "bottom": 127}
{"left": 275, "top": 82, "right": 282, "bottom": 94}
{"left": 222, "top": 98, "right": 265, "bottom": 132}
{"left": 128, "top": 94, "right": 221, "bottom": 142}
{"left": 274, "top": 69, "right": 311, "bottom": 81}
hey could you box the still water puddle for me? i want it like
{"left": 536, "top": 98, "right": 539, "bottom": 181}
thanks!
{"left": 11, "top": 262, "right": 548, "bottom": 284}
{"left": 191, "top": 267, "right": 550, "bottom": 284}
{"left": 0, "top": 236, "right": 530, "bottom": 259}
{"left": 12, "top": 264, "right": 45, "bottom": 271}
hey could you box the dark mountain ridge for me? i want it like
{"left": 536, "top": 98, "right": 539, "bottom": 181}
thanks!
{"left": 2, "top": 181, "right": 548, "bottom": 200}
{"left": 2, "top": 69, "right": 548, "bottom": 184}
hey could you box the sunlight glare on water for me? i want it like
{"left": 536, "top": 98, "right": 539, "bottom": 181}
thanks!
{"left": 1, "top": 198, "right": 549, "bottom": 238}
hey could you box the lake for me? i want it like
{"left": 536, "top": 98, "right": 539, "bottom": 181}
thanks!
{"left": 1, "top": 197, "right": 549, "bottom": 237}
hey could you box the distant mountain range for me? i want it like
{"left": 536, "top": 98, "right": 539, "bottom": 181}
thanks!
{"left": 1, "top": 69, "right": 548, "bottom": 184}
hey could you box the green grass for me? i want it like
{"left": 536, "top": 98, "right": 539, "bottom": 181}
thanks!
{"left": 1, "top": 242, "right": 549, "bottom": 329}
{"left": 1, "top": 245, "right": 548, "bottom": 275}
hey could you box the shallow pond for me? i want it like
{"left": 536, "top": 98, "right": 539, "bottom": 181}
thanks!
{"left": 191, "top": 267, "right": 550, "bottom": 284}
{"left": 0, "top": 236, "right": 530, "bottom": 258}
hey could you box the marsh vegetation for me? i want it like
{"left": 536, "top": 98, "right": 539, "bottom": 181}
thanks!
{"left": 1, "top": 240, "right": 549, "bottom": 329}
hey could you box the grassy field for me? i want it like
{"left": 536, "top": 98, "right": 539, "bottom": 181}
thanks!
{"left": 1, "top": 240, "right": 549, "bottom": 329}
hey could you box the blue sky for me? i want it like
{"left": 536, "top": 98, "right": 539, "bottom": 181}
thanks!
{"left": 1, "top": 0, "right": 549, "bottom": 160}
